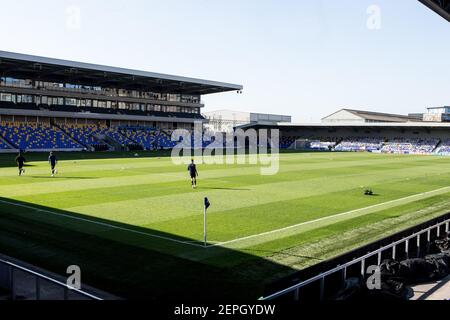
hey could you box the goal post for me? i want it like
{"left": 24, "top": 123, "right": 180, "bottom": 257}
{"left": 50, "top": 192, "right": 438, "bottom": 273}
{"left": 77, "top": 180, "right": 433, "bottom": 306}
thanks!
{"left": 294, "top": 139, "right": 310, "bottom": 150}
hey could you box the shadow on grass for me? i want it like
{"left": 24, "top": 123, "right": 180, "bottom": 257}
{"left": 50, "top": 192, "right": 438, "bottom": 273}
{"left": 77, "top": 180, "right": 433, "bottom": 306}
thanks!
{"left": 0, "top": 197, "right": 296, "bottom": 301}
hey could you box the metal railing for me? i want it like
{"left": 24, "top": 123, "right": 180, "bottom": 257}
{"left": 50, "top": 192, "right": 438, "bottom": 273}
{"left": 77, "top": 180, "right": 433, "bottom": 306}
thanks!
{"left": 260, "top": 218, "right": 450, "bottom": 301}
{"left": 0, "top": 258, "right": 102, "bottom": 300}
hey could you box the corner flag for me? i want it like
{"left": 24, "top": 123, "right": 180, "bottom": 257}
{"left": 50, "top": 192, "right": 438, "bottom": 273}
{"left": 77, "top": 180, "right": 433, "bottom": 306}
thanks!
{"left": 204, "top": 197, "right": 210, "bottom": 247}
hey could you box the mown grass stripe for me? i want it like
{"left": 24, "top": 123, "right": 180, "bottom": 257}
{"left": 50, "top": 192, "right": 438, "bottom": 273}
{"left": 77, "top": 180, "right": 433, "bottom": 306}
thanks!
{"left": 210, "top": 186, "right": 450, "bottom": 249}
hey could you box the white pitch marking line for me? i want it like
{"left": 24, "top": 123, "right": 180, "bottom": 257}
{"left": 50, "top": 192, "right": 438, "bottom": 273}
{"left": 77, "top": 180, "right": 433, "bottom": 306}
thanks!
{"left": 0, "top": 199, "right": 205, "bottom": 248}
{"left": 208, "top": 186, "right": 450, "bottom": 248}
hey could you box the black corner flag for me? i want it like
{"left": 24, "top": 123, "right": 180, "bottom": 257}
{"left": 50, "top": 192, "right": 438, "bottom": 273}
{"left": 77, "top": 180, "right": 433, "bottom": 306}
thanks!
{"left": 204, "top": 197, "right": 211, "bottom": 210}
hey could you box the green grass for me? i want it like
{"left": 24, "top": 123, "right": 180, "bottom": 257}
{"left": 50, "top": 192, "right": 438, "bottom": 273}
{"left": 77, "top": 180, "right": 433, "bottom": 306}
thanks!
{"left": 0, "top": 151, "right": 449, "bottom": 300}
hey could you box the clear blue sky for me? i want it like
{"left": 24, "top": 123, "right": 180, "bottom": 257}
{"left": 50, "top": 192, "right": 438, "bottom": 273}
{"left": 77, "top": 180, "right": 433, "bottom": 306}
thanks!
{"left": 1, "top": 0, "right": 449, "bottom": 122}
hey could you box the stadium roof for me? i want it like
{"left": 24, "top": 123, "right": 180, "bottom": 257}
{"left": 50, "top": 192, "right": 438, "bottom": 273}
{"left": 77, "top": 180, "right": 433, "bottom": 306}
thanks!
{"left": 238, "top": 122, "right": 450, "bottom": 130}
{"left": 428, "top": 106, "right": 449, "bottom": 109}
{"left": 419, "top": 0, "right": 450, "bottom": 22}
{"left": 322, "top": 109, "right": 415, "bottom": 122}
{"left": 0, "top": 51, "right": 243, "bottom": 95}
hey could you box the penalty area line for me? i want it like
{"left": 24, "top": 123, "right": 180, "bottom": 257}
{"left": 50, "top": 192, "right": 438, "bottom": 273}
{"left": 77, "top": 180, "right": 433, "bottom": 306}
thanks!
{"left": 0, "top": 199, "right": 205, "bottom": 248}
{"left": 209, "top": 186, "right": 450, "bottom": 248}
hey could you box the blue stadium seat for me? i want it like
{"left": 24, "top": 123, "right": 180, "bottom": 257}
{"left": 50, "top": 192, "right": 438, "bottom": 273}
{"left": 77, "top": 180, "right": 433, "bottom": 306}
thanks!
{"left": 0, "top": 138, "right": 11, "bottom": 149}
{"left": 0, "top": 122, "right": 83, "bottom": 150}
{"left": 381, "top": 138, "right": 439, "bottom": 155}
{"left": 438, "top": 140, "right": 450, "bottom": 155}
{"left": 60, "top": 124, "right": 105, "bottom": 147}
{"left": 118, "top": 127, "right": 178, "bottom": 149}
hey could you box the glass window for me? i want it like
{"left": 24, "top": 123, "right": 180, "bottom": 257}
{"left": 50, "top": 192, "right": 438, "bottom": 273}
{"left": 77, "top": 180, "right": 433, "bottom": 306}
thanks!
{"left": 0, "top": 93, "right": 12, "bottom": 102}
{"left": 66, "top": 98, "right": 78, "bottom": 106}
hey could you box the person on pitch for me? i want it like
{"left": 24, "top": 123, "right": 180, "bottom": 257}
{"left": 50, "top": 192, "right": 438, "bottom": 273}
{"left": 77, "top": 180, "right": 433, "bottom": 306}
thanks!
{"left": 15, "top": 152, "right": 26, "bottom": 176}
{"left": 187, "top": 159, "right": 198, "bottom": 189}
{"left": 48, "top": 152, "right": 58, "bottom": 177}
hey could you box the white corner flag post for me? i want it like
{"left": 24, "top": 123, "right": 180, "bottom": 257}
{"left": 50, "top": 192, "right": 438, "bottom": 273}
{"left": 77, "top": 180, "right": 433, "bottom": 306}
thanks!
{"left": 204, "top": 197, "right": 210, "bottom": 247}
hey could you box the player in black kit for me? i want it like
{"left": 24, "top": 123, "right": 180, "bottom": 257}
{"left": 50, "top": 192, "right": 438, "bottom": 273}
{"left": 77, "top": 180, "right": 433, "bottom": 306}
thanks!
{"left": 49, "top": 152, "right": 58, "bottom": 177}
{"left": 15, "top": 152, "right": 26, "bottom": 176}
{"left": 187, "top": 159, "right": 198, "bottom": 189}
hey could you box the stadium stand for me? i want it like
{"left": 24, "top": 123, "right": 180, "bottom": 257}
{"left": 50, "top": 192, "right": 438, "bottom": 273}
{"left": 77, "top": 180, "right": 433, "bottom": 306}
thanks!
{"left": 202, "top": 134, "right": 215, "bottom": 148}
{"left": 104, "top": 129, "right": 133, "bottom": 146}
{"left": 309, "top": 140, "right": 337, "bottom": 151}
{"left": 0, "top": 122, "right": 195, "bottom": 152}
{"left": 0, "top": 51, "right": 239, "bottom": 155}
{"left": 59, "top": 124, "right": 109, "bottom": 149}
{"left": 0, "top": 138, "right": 11, "bottom": 150}
{"left": 335, "top": 137, "right": 384, "bottom": 152}
{"left": 280, "top": 136, "right": 298, "bottom": 149}
{"left": 199, "top": 132, "right": 230, "bottom": 149}
{"left": 281, "top": 137, "right": 344, "bottom": 151}
{"left": 153, "top": 130, "right": 177, "bottom": 149}
{"left": 117, "top": 127, "right": 177, "bottom": 149}
{"left": 62, "top": 124, "right": 177, "bottom": 151}
{"left": 30, "top": 123, "right": 442, "bottom": 156}
{"left": 437, "top": 139, "right": 450, "bottom": 155}
{"left": 0, "top": 122, "right": 83, "bottom": 150}
{"left": 281, "top": 135, "right": 450, "bottom": 156}
{"left": 119, "top": 127, "right": 158, "bottom": 150}
{"left": 187, "top": 133, "right": 214, "bottom": 148}
{"left": 381, "top": 138, "right": 440, "bottom": 155}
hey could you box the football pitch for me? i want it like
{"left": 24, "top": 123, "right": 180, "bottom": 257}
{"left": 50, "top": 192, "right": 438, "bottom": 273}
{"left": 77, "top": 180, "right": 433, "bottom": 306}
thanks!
{"left": 0, "top": 151, "right": 449, "bottom": 300}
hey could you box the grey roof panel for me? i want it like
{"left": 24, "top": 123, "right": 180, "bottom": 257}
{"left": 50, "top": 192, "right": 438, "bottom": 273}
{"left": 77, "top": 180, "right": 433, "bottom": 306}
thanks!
{"left": 322, "top": 108, "right": 415, "bottom": 122}
{"left": 0, "top": 51, "right": 243, "bottom": 95}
